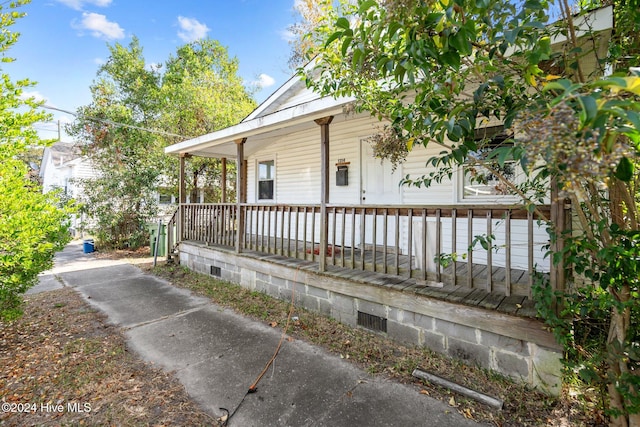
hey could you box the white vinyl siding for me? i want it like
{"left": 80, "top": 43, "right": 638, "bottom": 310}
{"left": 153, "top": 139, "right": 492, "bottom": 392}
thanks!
{"left": 244, "top": 108, "right": 550, "bottom": 272}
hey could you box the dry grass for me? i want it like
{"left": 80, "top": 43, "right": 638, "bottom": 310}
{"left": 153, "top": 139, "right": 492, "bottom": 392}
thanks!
{"left": 0, "top": 287, "right": 218, "bottom": 426}
{"left": 143, "top": 261, "right": 605, "bottom": 427}
{"left": 0, "top": 245, "right": 603, "bottom": 426}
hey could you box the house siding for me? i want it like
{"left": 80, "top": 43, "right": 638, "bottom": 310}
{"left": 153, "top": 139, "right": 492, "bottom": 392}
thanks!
{"left": 244, "top": 111, "right": 550, "bottom": 272}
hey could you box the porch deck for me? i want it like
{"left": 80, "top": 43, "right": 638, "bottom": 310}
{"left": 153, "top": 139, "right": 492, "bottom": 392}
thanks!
{"left": 169, "top": 202, "right": 562, "bottom": 319}
{"left": 192, "top": 238, "right": 540, "bottom": 318}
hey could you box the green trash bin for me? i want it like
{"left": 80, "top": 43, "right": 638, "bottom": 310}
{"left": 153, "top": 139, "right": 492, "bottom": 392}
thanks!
{"left": 149, "top": 223, "right": 167, "bottom": 257}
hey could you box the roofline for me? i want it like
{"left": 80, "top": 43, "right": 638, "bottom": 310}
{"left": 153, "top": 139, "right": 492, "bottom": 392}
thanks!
{"left": 243, "top": 59, "right": 318, "bottom": 122}
{"left": 165, "top": 94, "right": 355, "bottom": 156}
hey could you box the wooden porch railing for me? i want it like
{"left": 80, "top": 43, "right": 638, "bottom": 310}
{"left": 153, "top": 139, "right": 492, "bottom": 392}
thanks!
{"left": 173, "top": 203, "right": 560, "bottom": 298}
{"left": 166, "top": 208, "right": 179, "bottom": 262}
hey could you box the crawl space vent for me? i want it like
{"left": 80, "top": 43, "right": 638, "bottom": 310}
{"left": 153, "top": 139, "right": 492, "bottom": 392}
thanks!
{"left": 357, "top": 311, "right": 387, "bottom": 333}
{"left": 210, "top": 265, "right": 222, "bottom": 277}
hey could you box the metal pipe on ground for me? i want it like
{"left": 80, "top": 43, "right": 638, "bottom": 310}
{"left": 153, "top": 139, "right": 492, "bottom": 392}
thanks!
{"left": 412, "top": 368, "right": 504, "bottom": 410}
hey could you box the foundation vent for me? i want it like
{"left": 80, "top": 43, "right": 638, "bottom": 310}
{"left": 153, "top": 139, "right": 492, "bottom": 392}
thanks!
{"left": 210, "top": 265, "right": 222, "bottom": 277}
{"left": 357, "top": 311, "right": 387, "bottom": 333}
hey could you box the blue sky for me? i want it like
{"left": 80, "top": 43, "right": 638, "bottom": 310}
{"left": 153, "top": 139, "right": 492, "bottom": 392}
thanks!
{"left": 7, "top": 0, "right": 300, "bottom": 141}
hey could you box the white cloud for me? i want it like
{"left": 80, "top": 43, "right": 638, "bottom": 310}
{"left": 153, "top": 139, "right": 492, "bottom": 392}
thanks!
{"left": 20, "top": 90, "right": 47, "bottom": 103}
{"left": 279, "top": 28, "right": 296, "bottom": 43}
{"left": 253, "top": 74, "right": 276, "bottom": 89}
{"left": 56, "top": 0, "right": 112, "bottom": 11}
{"left": 177, "top": 16, "right": 210, "bottom": 43}
{"left": 75, "top": 12, "right": 125, "bottom": 40}
{"left": 93, "top": 57, "right": 105, "bottom": 65}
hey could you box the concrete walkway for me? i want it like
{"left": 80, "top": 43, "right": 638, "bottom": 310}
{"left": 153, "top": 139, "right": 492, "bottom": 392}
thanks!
{"left": 33, "top": 241, "right": 487, "bottom": 426}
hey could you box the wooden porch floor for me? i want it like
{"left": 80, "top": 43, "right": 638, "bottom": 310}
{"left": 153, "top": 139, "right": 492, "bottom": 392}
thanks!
{"left": 193, "top": 236, "right": 541, "bottom": 319}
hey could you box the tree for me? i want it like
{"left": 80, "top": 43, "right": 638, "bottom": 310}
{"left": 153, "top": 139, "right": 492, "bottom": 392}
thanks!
{"left": 67, "top": 37, "right": 165, "bottom": 249}
{"left": 286, "top": 0, "right": 335, "bottom": 70}
{"left": 0, "top": 0, "right": 73, "bottom": 320}
{"left": 304, "top": 0, "right": 640, "bottom": 424}
{"left": 67, "top": 38, "right": 256, "bottom": 248}
{"left": 160, "top": 40, "right": 257, "bottom": 203}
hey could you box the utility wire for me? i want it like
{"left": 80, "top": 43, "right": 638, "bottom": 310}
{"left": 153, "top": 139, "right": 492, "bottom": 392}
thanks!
{"left": 40, "top": 104, "right": 192, "bottom": 139}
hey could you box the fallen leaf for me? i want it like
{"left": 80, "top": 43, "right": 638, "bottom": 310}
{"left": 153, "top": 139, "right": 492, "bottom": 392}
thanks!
{"left": 449, "top": 396, "right": 456, "bottom": 406}
{"left": 269, "top": 321, "right": 278, "bottom": 327}
{"left": 420, "top": 389, "right": 429, "bottom": 395}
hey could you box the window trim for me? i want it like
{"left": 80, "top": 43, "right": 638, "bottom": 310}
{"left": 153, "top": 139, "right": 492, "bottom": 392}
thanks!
{"left": 257, "top": 157, "right": 276, "bottom": 202}
{"left": 457, "top": 125, "right": 521, "bottom": 203}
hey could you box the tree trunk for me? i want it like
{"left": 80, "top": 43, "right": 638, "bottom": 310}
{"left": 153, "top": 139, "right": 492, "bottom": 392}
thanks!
{"left": 608, "top": 292, "right": 631, "bottom": 427}
{"left": 607, "top": 177, "right": 636, "bottom": 427}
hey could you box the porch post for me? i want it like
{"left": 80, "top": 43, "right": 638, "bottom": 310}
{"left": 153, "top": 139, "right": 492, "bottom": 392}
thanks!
{"left": 235, "top": 138, "right": 246, "bottom": 253}
{"left": 179, "top": 153, "right": 189, "bottom": 204}
{"left": 315, "top": 116, "right": 334, "bottom": 272}
{"left": 221, "top": 157, "right": 227, "bottom": 203}
{"left": 179, "top": 153, "right": 191, "bottom": 241}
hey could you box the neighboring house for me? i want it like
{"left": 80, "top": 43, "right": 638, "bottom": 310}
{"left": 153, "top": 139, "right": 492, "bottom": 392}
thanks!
{"left": 40, "top": 142, "right": 192, "bottom": 234}
{"left": 40, "top": 141, "right": 95, "bottom": 237}
{"left": 164, "top": 6, "right": 613, "bottom": 394}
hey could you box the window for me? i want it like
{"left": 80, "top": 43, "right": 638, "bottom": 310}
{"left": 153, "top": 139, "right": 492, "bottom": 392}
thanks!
{"left": 258, "top": 159, "right": 275, "bottom": 200}
{"left": 158, "top": 188, "right": 174, "bottom": 205}
{"left": 462, "top": 126, "right": 517, "bottom": 198}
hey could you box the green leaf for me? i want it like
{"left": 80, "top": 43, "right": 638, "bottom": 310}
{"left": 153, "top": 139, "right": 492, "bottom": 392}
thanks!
{"left": 615, "top": 156, "right": 634, "bottom": 182}
{"left": 324, "top": 31, "right": 342, "bottom": 47}
{"left": 341, "top": 36, "right": 353, "bottom": 56}
{"left": 352, "top": 47, "right": 363, "bottom": 69}
{"left": 388, "top": 22, "right": 402, "bottom": 41}
{"left": 449, "top": 30, "right": 472, "bottom": 56}
{"left": 577, "top": 95, "right": 598, "bottom": 125}
{"left": 336, "top": 17, "right": 350, "bottom": 30}
{"left": 358, "top": 0, "right": 377, "bottom": 13}
{"left": 542, "top": 79, "right": 572, "bottom": 93}
{"left": 440, "top": 50, "right": 461, "bottom": 70}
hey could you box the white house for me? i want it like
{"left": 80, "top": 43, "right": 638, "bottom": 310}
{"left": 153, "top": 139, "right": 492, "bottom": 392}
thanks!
{"left": 40, "top": 141, "right": 95, "bottom": 236}
{"left": 162, "top": 72, "right": 565, "bottom": 392}
{"left": 162, "top": 5, "right": 613, "bottom": 394}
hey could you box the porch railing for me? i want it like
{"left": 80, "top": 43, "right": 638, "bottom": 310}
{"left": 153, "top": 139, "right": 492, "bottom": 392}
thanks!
{"left": 176, "top": 203, "right": 558, "bottom": 298}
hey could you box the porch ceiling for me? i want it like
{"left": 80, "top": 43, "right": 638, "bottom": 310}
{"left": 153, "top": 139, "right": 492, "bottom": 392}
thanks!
{"left": 165, "top": 95, "right": 355, "bottom": 159}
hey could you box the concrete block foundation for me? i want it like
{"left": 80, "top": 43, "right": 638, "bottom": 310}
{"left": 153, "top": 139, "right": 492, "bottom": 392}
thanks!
{"left": 179, "top": 242, "right": 562, "bottom": 395}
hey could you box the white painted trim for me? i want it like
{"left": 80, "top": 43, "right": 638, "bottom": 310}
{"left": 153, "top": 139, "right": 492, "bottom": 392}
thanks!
{"left": 243, "top": 60, "right": 319, "bottom": 121}
{"left": 256, "top": 155, "right": 277, "bottom": 203}
{"left": 165, "top": 95, "right": 355, "bottom": 157}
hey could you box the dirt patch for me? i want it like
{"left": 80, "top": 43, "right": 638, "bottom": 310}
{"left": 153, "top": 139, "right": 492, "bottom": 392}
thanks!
{"left": 0, "top": 287, "right": 218, "bottom": 426}
{"left": 143, "top": 261, "right": 605, "bottom": 427}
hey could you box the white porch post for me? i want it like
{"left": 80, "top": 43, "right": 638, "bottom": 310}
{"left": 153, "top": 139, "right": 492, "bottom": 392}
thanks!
{"left": 235, "top": 138, "right": 246, "bottom": 253}
{"left": 179, "top": 153, "right": 188, "bottom": 204}
{"left": 178, "top": 153, "right": 190, "bottom": 241}
{"left": 221, "top": 157, "right": 227, "bottom": 203}
{"left": 315, "top": 116, "right": 334, "bottom": 272}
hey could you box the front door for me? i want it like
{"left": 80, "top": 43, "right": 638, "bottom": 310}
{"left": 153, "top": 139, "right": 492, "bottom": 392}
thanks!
{"left": 360, "top": 139, "right": 402, "bottom": 204}
{"left": 359, "top": 139, "right": 402, "bottom": 249}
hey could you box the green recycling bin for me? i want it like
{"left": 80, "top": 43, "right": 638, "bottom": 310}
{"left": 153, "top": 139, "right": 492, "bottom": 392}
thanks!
{"left": 149, "top": 223, "right": 167, "bottom": 257}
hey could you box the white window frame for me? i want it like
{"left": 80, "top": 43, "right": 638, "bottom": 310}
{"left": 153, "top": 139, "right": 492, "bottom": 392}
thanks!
{"left": 257, "top": 158, "right": 276, "bottom": 202}
{"left": 457, "top": 126, "right": 522, "bottom": 203}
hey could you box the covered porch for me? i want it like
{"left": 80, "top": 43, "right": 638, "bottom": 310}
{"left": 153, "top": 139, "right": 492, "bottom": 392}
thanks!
{"left": 167, "top": 200, "right": 568, "bottom": 319}
{"left": 163, "top": 78, "right": 567, "bottom": 391}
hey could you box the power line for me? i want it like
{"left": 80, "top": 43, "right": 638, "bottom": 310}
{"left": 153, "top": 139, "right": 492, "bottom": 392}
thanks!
{"left": 40, "top": 104, "right": 191, "bottom": 140}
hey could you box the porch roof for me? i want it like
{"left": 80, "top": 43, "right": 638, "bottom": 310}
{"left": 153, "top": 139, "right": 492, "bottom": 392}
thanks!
{"left": 164, "top": 90, "right": 355, "bottom": 159}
